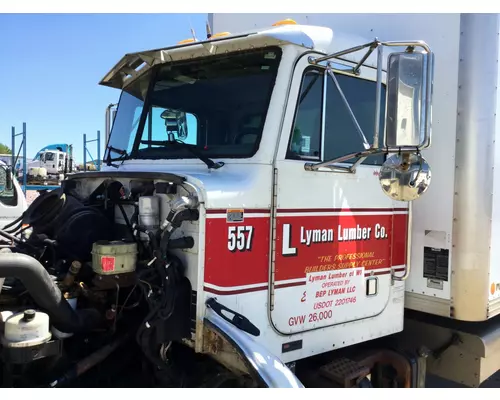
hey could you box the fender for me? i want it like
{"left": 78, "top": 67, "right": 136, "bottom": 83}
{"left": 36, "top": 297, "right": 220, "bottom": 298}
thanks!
{"left": 204, "top": 306, "right": 304, "bottom": 388}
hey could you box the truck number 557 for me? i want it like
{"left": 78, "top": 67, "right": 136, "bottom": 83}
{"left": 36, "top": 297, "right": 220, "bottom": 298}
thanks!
{"left": 227, "top": 226, "right": 254, "bottom": 252}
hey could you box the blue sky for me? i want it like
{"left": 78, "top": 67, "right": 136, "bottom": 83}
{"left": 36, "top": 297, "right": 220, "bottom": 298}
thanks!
{"left": 0, "top": 13, "right": 207, "bottom": 163}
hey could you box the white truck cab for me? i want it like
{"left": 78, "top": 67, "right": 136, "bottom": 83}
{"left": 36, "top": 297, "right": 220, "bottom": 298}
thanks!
{"left": 95, "top": 18, "right": 433, "bottom": 387}
{"left": 24, "top": 149, "right": 71, "bottom": 185}
{"left": 31, "top": 149, "right": 65, "bottom": 174}
{"left": 0, "top": 160, "right": 27, "bottom": 229}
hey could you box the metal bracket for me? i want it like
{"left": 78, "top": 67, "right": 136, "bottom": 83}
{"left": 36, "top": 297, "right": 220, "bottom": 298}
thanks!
{"left": 303, "top": 39, "right": 432, "bottom": 174}
{"left": 304, "top": 148, "right": 381, "bottom": 173}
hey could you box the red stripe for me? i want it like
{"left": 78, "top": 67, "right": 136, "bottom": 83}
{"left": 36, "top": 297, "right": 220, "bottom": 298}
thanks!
{"left": 275, "top": 281, "right": 306, "bottom": 289}
{"left": 206, "top": 208, "right": 270, "bottom": 214}
{"left": 277, "top": 207, "right": 408, "bottom": 213}
{"left": 205, "top": 208, "right": 407, "bottom": 215}
{"left": 204, "top": 268, "right": 404, "bottom": 295}
{"left": 367, "top": 268, "right": 405, "bottom": 277}
{"left": 203, "top": 285, "right": 268, "bottom": 295}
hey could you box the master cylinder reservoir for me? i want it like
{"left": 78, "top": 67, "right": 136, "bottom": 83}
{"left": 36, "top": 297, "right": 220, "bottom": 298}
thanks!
{"left": 138, "top": 195, "right": 160, "bottom": 240}
{"left": 91, "top": 241, "right": 138, "bottom": 275}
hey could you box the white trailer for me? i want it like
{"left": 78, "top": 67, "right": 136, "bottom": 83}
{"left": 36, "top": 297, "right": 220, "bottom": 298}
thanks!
{"left": 210, "top": 13, "right": 500, "bottom": 386}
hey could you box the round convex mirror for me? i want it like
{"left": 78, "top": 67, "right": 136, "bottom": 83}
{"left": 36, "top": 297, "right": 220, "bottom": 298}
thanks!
{"left": 379, "top": 153, "right": 431, "bottom": 201}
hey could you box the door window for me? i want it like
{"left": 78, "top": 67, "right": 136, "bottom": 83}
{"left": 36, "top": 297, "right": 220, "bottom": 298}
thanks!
{"left": 287, "top": 67, "right": 386, "bottom": 166}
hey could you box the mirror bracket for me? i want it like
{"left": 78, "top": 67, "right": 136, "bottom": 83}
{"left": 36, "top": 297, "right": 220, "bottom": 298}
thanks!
{"left": 305, "top": 38, "right": 434, "bottom": 203}
{"left": 304, "top": 148, "right": 382, "bottom": 173}
{"left": 303, "top": 146, "right": 422, "bottom": 174}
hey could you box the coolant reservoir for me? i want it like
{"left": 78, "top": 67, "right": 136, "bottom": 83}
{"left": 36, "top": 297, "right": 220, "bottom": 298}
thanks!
{"left": 92, "top": 241, "right": 137, "bottom": 275}
{"left": 138, "top": 196, "right": 160, "bottom": 240}
{"left": 2, "top": 309, "right": 52, "bottom": 348}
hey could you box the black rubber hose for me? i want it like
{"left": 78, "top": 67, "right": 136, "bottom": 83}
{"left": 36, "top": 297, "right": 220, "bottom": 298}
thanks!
{"left": 0, "top": 252, "right": 101, "bottom": 333}
{"left": 49, "top": 334, "right": 130, "bottom": 387}
{"left": 0, "top": 229, "right": 25, "bottom": 246}
{"left": 22, "top": 190, "right": 66, "bottom": 231}
{"left": 2, "top": 215, "right": 23, "bottom": 231}
{"left": 4, "top": 220, "right": 22, "bottom": 234}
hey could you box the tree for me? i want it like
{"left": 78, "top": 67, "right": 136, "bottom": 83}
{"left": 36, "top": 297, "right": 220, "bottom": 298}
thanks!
{"left": 0, "top": 144, "right": 11, "bottom": 154}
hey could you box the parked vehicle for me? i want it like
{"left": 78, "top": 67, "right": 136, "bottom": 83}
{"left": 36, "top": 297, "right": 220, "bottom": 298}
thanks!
{"left": 1, "top": 13, "right": 498, "bottom": 388}
{"left": 22, "top": 144, "right": 74, "bottom": 185}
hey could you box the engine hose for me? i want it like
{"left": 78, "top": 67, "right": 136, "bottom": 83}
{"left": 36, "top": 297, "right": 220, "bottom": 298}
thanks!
{"left": 2, "top": 215, "right": 23, "bottom": 231}
{"left": 158, "top": 257, "right": 182, "bottom": 321}
{"left": 159, "top": 230, "right": 172, "bottom": 258}
{"left": 49, "top": 334, "right": 129, "bottom": 387}
{"left": 135, "top": 255, "right": 185, "bottom": 369}
{"left": 22, "top": 190, "right": 67, "bottom": 232}
{"left": 117, "top": 203, "right": 137, "bottom": 243}
{"left": 0, "top": 252, "right": 101, "bottom": 333}
{"left": 0, "top": 229, "right": 25, "bottom": 246}
{"left": 4, "top": 221, "right": 22, "bottom": 234}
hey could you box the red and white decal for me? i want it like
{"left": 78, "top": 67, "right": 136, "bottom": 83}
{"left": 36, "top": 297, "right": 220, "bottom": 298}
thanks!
{"left": 204, "top": 209, "right": 270, "bottom": 294}
{"left": 272, "top": 207, "right": 408, "bottom": 332}
{"left": 275, "top": 208, "right": 408, "bottom": 283}
{"left": 203, "top": 207, "right": 408, "bottom": 299}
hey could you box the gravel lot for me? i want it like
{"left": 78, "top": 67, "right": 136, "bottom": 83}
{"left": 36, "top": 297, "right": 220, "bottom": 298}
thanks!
{"left": 25, "top": 190, "right": 40, "bottom": 205}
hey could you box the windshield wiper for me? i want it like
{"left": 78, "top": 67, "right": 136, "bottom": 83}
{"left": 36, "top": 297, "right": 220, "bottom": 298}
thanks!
{"left": 106, "top": 145, "right": 130, "bottom": 168}
{"left": 140, "top": 140, "right": 225, "bottom": 170}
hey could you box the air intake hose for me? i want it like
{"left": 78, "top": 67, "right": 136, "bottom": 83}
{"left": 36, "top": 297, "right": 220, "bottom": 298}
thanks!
{"left": 0, "top": 252, "right": 100, "bottom": 333}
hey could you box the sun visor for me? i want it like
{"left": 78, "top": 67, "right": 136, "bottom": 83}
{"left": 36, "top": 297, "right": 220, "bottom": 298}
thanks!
{"left": 99, "top": 25, "right": 327, "bottom": 90}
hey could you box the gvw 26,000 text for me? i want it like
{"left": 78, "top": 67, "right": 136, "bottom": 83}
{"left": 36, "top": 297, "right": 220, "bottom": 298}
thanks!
{"left": 288, "top": 310, "right": 333, "bottom": 326}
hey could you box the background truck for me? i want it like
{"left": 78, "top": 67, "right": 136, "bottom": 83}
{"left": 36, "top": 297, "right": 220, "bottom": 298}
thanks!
{"left": 20, "top": 144, "right": 74, "bottom": 186}
{"left": 0, "top": 12, "right": 498, "bottom": 389}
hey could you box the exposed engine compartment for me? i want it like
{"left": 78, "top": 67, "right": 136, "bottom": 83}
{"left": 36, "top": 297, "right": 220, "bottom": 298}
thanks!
{"left": 0, "top": 173, "right": 219, "bottom": 388}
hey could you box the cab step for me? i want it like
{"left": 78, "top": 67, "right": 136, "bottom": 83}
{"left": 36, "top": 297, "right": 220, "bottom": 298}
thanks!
{"left": 318, "top": 357, "right": 371, "bottom": 388}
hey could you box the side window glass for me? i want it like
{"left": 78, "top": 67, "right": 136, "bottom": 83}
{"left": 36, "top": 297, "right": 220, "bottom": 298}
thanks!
{"left": 324, "top": 74, "right": 386, "bottom": 166}
{"left": 287, "top": 69, "right": 322, "bottom": 160}
{"left": 127, "top": 106, "right": 145, "bottom": 151}
{"left": 0, "top": 167, "right": 17, "bottom": 207}
{"left": 286, "top": 66, "right": 386, "bottom": 167}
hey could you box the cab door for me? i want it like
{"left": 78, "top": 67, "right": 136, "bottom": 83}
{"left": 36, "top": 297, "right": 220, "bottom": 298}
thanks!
{"left": 269, "top": 54, "right": 408, "bottom": 334}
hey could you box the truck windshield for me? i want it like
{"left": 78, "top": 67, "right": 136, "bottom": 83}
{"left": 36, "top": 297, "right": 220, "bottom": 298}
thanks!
{"left": 44, "top": 152, "right": 55, "bottom": 162}
{"left": 106, "top": 47, "right": 282, "bottom": 161}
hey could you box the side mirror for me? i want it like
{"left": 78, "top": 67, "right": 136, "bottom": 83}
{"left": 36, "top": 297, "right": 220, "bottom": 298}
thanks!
{"left": 0, "top": 166, "right": 13, "bottom": 192}
{"left": 379, "top": 50, "right": 434, "bottom": 202}
{"left": 5, "top": 167, "right": 13, "bottom": 191}
{"left": 384, "top": 51, "right": 433, "bottom": 149}
{"left": 160, "top": 109, "right": 189, "bottom": 140}
{"left": 305, "top": 40, "right": 434, "bottom": 202}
